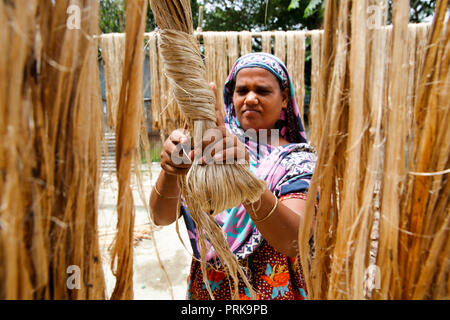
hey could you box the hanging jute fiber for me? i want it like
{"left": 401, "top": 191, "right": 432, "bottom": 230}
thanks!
{"left": 274, "top": 31, "right": 287, "bottom": 64}
{"left": 286, "top": 31, "right": 306, "bottom": 124}
{"left": 239, "top": 31, "right": 253, "bottom": 56}
{"left": 203, "top": 32, "right": 229, "bottom": 110}
{"left": 0, "top": 0, "right": 105, "bottom": 299}
{"left": 147, "top": 31, "right": 186, "bottom": 142}
{"left": 100, "top": 33, "right": 125, "bottom": 131}
{"left": 145, "top": 28, "right": 431, "bottom": 150}
{"left": 226, "top": 32, "right": 240, "bottom": 73}
{"left": 149, "top": 0, "right": 268, "bottom": 300}
{"left": 307, "top": 30, "right": 324, "bottom": 147}
{"left": 298, "top": 0, "right": 448, "bottom": 300}
{"left": 108, "top": 0, "right": 148, "bottom": 300}
{"left": 98, "top": 19, "right": 175, "bottom": 302}
{"left": 261, "top": 32, "right": 273, "bottom": 54}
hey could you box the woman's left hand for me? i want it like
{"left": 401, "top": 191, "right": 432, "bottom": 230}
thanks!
{"left": 196, "top": 83, "right": 250, "bottom": 165}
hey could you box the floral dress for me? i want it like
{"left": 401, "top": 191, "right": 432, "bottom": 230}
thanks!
{"left": 186, "top": 220, "right": 308, "bottom": 300}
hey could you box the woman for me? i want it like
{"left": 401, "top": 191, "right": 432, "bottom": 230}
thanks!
{"left": 150, "top": 52, "right": 316, "bottom": 300}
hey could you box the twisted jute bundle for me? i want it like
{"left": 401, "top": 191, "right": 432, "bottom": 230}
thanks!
{"left": 149, "top": 0, "right": 267, "bottom": 299}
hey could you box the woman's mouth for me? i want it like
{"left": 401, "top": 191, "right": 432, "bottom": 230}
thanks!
{"left": 242, "top": 109, "right": 261, "bottom": 115}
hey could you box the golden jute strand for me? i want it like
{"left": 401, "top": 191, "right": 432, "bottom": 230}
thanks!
{"left": 298, "top": 0, "right": 350, "bottom": 299}
{"left": 148, "top": 32, "right": 162, "bottom": 131}
{"left": 261, "top": 32, "right": 273, "bottom": 53}
{"left": 110, "top": 0, "right": 148, "bottom": 300}
{"left": 0, "top": 1, "right": 39, "bottom": 299}
{"left": 359, "top": 0, "right": 389, "bottom": 299}
{"left": 413, "top": 23, "right": 432, "bottom": 108}
{"left": 327, "top": 0, "right": 367, "bottom": 299}
{"left": 378, "top": 0, "right": 412, "bottom": 299}
{"left": 239, "top": 31, "right": 252, "bottom": 56}
{"left": 308, "top": 30, "right": 323, "bottom": 147}
{"left": 100, "top": 33, "right": 125, "bottom": 130}
{"left": 405, "top": 24, "right": 418, "bottom": 141}
{"left": 274, "top": 31, "right": 287, "bottom": 64}
{"left": 226, "top": 32, "right": 240, "bottom": 73}
{"left": 203, "top": 32, "right": 228, "bottom": 109}
{"left": 151, "top": 0, "right": 193, "bottom": 34}
{"left": 149, "top": 31, "right": 182, "bottom": 141}
{"left": 0, "top": 0, "right": 106, "bottom": 299}
{"left": 286, "top": 31, "right": 305, "bottom": 124}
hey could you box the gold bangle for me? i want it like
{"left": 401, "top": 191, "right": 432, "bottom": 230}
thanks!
{"left": 153, "top": 183, "right": 180, "bottom": 199}
{"left": 252, "top": 194, "right": 278, "bottom": 223}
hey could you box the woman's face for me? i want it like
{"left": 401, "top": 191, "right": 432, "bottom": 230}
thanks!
{"left": 232, "top": 67, "right": 288, "bottom": 132}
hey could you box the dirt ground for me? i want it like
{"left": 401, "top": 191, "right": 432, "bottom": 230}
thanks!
{"left": 97, "top": 163, "right": 192, "bottom": 300}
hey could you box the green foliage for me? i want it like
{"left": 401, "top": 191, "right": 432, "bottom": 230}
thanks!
{"left": 288, "top": 0, "right": 300, "bottom": 10}
{"left": 99, "top": 0, "right": 125, "bottom": 33}
{"left": 99, "top": 0, "right": 437, "bottom": 34}
{"left": 99, "top": 0, "right": 199, "bottom": 33}
{"left": 288, "top": 0, "right": 324, "bottom": 19}
{"left": 383, "top": 0, "right": 436, "bottom": 24}
{"left": 198, "top": 0, "right": 323, "bottom": 31}
{"left": 408, "top": 0, "right": 436, "bottom": 23}
{"left": 303, "top": 0, "right": 324, "bottom": 18}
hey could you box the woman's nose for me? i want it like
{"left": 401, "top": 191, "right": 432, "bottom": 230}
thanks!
{"left": 245, "top": 91, "right": 258, "bottom": 105}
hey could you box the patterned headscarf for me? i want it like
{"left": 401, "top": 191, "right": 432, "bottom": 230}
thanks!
{"left": 181, "top": 52, "right": 316, "bottom": 262}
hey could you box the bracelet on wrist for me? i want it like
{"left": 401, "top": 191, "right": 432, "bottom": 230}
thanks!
{"left": 251, "top": 193, "right": 279, "bottom": 223}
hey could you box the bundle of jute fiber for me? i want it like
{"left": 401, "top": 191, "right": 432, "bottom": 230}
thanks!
{"left": 226, "top": 31, "right": 240, "bottom": 72}
{"left": 307, "top": 30, "right": 323, "bottom": 147}
{"left": 239, "top": 31, "right": 253, "bottom": 56}
{"left": 298, "top": 0, "right": 448, "bottom": 300}
{"left": 286, "top": 31, "right": 306, "bottom": 124}
{"left": 100, "top": 31, "right": 175, "bottom": 299}
{"left": 397, "top": 0, "right": 449, "bottom": 299}
{"left": 261, "top": 32, "right": 273, "bottom": 54}
{"left": 0, "top": 0, "right": 105, "bottom": 299}
{"left": 274, "top": 31, "right": 287, "bottom": 64}
{"left": 148, "top": 32, "right": 162, "bottom": 132}
{"left": 149, "top": 0, "right": 266, "bottom": 299}
{"left": 100, "top": 33, "right": 125, "bottom": 130}
{"left": 148, "top": 31, "right": 187, "bottom": 141}
{"left": 203, "top": 32, "right": 229, "bottom": 110}
{"left": 306, "top": 24, "right": 428, "bottom": 150}
{"left": 109, "top": 0, "right": 148, "bottom": 300}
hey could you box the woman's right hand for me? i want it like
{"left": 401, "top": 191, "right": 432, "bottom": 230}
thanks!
{"left": 160, "top": 129, "right": 194, "bottom": 176}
